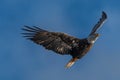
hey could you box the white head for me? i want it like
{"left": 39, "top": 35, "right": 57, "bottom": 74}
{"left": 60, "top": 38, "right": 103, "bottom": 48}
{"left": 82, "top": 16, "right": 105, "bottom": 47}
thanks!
{"left": 87, "top": 33, "right": 99, "bottom": 44}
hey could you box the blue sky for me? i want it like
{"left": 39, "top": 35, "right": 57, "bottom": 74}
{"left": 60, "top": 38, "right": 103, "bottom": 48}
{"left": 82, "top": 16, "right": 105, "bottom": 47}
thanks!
{"left": 0, "top": 0, "right": 120, "bottom": 80}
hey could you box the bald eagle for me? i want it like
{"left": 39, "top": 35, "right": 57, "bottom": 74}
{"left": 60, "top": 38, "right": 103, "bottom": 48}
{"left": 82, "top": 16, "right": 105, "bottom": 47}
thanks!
{"left": 22, "top": 11, "right": 107, "bottom": 68}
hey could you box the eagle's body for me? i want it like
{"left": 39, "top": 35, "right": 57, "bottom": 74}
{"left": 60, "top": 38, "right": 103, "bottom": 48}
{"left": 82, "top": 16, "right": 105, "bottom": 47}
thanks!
{"left": 22, "top": 12, "right": 107, "bottom": 68}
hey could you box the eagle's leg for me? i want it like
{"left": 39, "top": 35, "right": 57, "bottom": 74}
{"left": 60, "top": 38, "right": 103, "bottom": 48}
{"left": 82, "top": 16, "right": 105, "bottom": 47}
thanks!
{"left": 65, "top": 57, "right": 78, "bottom": 68}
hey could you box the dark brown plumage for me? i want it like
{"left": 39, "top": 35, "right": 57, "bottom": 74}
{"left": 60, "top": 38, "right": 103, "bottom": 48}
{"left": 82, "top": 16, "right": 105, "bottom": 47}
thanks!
{"left": 22, "top": 11, "right": 107, "bottom": 68}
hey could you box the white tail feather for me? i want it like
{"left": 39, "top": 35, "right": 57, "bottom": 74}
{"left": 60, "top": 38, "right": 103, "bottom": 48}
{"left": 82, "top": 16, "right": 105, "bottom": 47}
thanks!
{"left": 65, "top": 58, "right": 78, "bottom": 68}
{"left": 66, "top": 61, "right": 75, "bottom": 68}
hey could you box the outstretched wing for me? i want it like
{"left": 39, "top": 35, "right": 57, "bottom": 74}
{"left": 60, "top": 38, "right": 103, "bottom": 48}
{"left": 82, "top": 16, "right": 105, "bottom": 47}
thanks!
{"left": 89, "top": 11, "right": 107, "bottom": 35}
{"left": 22, "top": 26, "right": 80, "bottom": 55}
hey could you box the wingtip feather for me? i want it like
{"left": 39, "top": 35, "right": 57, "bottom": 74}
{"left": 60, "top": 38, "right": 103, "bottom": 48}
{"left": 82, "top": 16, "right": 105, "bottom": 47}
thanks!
{"left": 102, "top": 11, "right": 107, "bottom": 19}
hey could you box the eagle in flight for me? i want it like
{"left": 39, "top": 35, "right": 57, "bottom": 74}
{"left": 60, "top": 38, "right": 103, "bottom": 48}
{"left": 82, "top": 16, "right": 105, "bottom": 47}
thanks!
{"left": 22, "top": 11, "right": 107, "bottom": 68}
